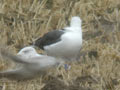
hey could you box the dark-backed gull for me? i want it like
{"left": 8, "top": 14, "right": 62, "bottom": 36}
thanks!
{"left": 33, "top": 16, "right": 82, "bottom": 61}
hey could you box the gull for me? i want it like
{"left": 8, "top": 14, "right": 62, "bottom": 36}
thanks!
{"left": 33, "top": 16, "right": 82, "bottom": 61}
{"left": 0, "top": 46, "right": 59, "bottom": 80}
{"left": 17, "top": 46, "right": 42, "bottom": 59}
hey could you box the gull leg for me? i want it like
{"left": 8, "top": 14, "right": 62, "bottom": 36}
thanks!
{"left": 64, "top": 64, "right": 71, "bottom": 71}
{"left": 57, "top": 63, "right": 71, "bottom": 71}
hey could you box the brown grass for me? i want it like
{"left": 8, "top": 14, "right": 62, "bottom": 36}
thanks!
{"left": 0, "top": 0, "right": 120, "bottom": 90}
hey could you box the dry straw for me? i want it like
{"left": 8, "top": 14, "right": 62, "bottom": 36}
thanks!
{"left": 0, "top": 0, "right": 120, "bottom": 90}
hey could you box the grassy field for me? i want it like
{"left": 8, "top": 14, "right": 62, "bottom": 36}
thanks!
{"left": 0, "top": 0, "right": 120, "bottom": 90}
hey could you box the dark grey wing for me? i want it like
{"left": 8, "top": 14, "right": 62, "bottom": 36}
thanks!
{"left": 34, "top": 30, "right": 65, "bottom": 50}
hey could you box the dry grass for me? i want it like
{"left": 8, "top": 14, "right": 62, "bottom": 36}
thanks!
{"left": 0, "top": 0, "right": 120, "bottom": 90}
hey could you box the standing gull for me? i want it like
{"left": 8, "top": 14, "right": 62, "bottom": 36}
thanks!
{"left": 0, "top": 46, "right": 59, "bottom": 80}
{"left": 33, "top": 16, "right": 82, "bottom": 61}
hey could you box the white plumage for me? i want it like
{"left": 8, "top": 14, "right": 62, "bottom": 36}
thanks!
{"left": 0, "top": 16, "right": 83, "bottom": 80}
{"left": 0, "top": 46, "right": 59, "bottom": 80}
{"left": 34, "top": 16, "right": 82, "bottom": 61}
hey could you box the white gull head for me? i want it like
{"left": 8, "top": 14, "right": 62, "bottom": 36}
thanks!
{"left": 17, "top": 46, "right": 41, "bottom": 58}
{"left": 70, "top": 16, "right": 82, "bottom": 27}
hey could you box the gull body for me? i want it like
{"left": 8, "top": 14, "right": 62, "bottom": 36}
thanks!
{"left": 34, "top": 16, "right": 82, "bottom": 61}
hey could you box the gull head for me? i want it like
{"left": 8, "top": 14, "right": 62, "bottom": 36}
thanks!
{"left": 70, "top": 16, "right": 82, "bottom": 27}
{"left": 17, "top": 46, "right": 38, "bottom": 58}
